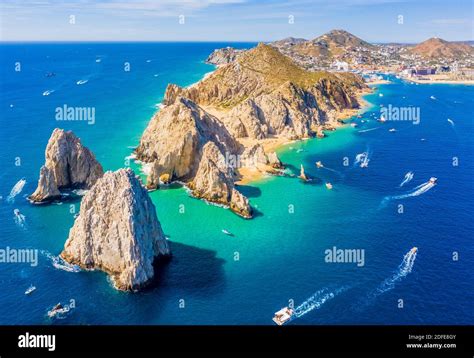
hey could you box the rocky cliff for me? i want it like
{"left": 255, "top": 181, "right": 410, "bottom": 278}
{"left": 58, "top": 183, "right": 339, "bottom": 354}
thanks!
{"left": 135, "top": 97, "right": 253, "bottom": 218}
{"left": 29, "top": 128, "right": 103, "bottom": 203}
{"left": 163, "top": 43, "right": 365, "bottom": 139}
{"left": 136, "top": 43, "right": 366, "bottom": 218}
{"left": 61, "top": 168, "right": 170, "bottom": 291}
{"left": 206, "top": 47, "right": 245, "bottom": 66}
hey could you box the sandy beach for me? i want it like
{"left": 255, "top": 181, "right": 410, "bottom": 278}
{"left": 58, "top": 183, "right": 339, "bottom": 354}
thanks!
{"left": 235, "top": 87, "right": 373, "bottom": 185}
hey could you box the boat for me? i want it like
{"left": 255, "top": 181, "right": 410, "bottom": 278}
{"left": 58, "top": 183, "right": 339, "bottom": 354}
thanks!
{"left": 429, "top": 177, "right": 437, "bottom": 184}
{"left": 410, "top": 247, "right": 418, "bottom": 254}
{"left": 95, "top": 58, "right": 101, "bottom": 63}
{"left": 47, "top": 303, "right": 70, "bottom": 318}
{"left": 25, "top": 285, "right": 36, "bottom": 295}
{"left": 350, "top": 123, "right": 358, "bottom": 128}
{"left": 325, "top": 182, "right": 333, "bottom": 190}
{"left": 272, "top": 307, "right": 294, "bottom": 326}
{"left": 42, "top": 90, "right": 53, "bottom": 96}
{"left": 430, "top": 96, "right": 436, "bottom": 100}
{"left": 389, "top": 128, "right": 396, "bottom": 132}
{"left": 76, "top": 79, "right": 88, "bottom": 85}
{"left": 222, "top": 229, "right": 233, "bottom": 236}
{"left": 378, "top": 117, "right": 387, "bottom": 123}
{"left": 315, "top": 161, "right": 323, "bottom": 168}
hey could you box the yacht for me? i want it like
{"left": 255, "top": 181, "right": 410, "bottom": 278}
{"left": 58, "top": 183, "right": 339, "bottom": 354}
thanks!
{"left": 325, "top": 182, "right": 333, "bottom": 190}
{"left": 222, "top": 229, "right": 233, "bottom": 236}
{"left": 25, "top": 285, "right": 36, "bottom": 295}
{"left": 315, "top": 161, "right": 323, "bottom": 168}
{"left": 429, "top": 177, "right": 437, "bottom": 184}
{"left": 272, "top": 307, "right": 294, "bottom": 326}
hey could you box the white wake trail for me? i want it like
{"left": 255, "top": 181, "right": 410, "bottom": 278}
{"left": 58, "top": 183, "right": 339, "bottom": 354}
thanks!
{"left": 13, "top": 210, "right": 26, "bottom": 228}
{"left": 7, "top": 178, "right": 26, "bottom": 203}
{"left": 356, "top": 248, "right": 418, "bottom": 310}
{"left": 399, "top": 171, "right": 414, "bottom": 187}
{"left": 381, "top": 179, "right": 436, "bottom": 208}
{"left": 293, "top": 286, "right": 349, "bottom": 319}
{"left": 376, "top": 248, "right": 417, "bottom": 294}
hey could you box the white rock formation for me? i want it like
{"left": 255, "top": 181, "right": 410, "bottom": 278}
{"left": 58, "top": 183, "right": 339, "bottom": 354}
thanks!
{"left": 61, "top": 168, "right": 170, "bottom": 291}
{"left": 30, "top": 128, "right": 103, "bottom": 203}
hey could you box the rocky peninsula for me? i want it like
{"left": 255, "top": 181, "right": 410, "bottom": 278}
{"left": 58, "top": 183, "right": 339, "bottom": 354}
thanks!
{"left": 136, "top": 43, "right": 367, "bottom": 218}
{"left": 61, "top": 168, "right": 170, "bottom": 291}
{"left": 29, "top": 128, "right": 103, "bottom": 203}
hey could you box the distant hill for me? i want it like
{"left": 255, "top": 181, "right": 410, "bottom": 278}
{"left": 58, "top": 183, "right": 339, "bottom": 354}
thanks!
{"left": 292, "top": 29, "right": 374, "bottom": 58}
{"left": 271, "top": 37, "right": 307, "bottom": 47}
{"left": 408, "top": 37, "right": 474, "bottom": 59}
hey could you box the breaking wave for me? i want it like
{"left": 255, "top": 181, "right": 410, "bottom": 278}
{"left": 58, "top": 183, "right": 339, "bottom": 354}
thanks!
{"left": 41, "top": 250, "right": 81, "bottom": 273}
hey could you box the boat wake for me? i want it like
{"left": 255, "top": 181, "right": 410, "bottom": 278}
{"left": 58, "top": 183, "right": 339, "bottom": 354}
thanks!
{"left": 381, "top": 178, "right": 436, "bottom": 207}
{"left": 7, "top": 178, "right": 26, "bottom": 203}
{"left": 42, "top": 89, "right": 55, "bottom": 96}
{"left": 41, "top": 251, "right": 81, "bottom": 273}
{"left": 354, "top": 149, "right": 371, "bottom": 168}
{"left": 76, "top": 79, "right": 89, "bottom": 85}
{"left": 376, "top": 248, "right": 417, "bottom": 294}
{"left": 13, "top": 209, "right": 26, "bottom": 228}
{"left": 358, "top": 127, "right": 381, "bottom": 133}
{"left": 356, "top": 248, "right": 418, "bottom": 310}
{"left": 399, "top": 171, "right": 414, "bottom": 187}
{"left": 293, "top": 286, "right": 349, "bottom": 320}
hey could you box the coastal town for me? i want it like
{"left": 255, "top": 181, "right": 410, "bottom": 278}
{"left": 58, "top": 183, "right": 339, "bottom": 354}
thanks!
{"left": 266, "top": 30, "right": 474, "bottom": 84}
{"left": 208, "top": 30, "right": 474, "bottom": 84}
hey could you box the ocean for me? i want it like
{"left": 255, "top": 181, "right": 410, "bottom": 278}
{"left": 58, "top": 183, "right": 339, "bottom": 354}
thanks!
{"left": 0, "top": 43, "right": 473, "bottom": 325}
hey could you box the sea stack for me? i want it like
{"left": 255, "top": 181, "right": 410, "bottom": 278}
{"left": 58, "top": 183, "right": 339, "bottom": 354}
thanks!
{"left": 136, "top": 96, "right": 253, "bottom": 218}
{"left": 60, "top": 168, "right": 170, "bottom": 291}
{"left": 299, "top": 164, "right": 309, "bottom": 181}
{"left": 29, "top": 128, "right": 103, "bottom": 203}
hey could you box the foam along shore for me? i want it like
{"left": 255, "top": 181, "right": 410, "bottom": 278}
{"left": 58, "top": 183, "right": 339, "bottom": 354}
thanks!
{"left": 403, "top": 74, "right": 474, "bottom": 85}
{"left": 135, "top": 43, "right": 370, "bottom": 215}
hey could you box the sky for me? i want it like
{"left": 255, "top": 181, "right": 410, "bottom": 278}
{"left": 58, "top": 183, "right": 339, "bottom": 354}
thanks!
{"left": 0, "top": 0, "right": 473, "bottom": 42}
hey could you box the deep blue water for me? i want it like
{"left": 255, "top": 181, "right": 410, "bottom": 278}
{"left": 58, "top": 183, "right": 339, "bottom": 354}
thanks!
{"left": 0, "top": 43, "right": 473, "bottom": 324}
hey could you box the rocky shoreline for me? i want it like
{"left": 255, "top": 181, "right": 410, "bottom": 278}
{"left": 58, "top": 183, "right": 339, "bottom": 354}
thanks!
{"left": 135, "top": 43, "right": 368, "bottom": 217}
{"left": 28, "top": 41, "right": 370, "bottom": 292}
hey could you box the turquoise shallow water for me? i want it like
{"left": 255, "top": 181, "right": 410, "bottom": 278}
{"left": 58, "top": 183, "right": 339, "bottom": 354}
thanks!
{"left": 0, "top": 43, "right": 473, "bottom": 324}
